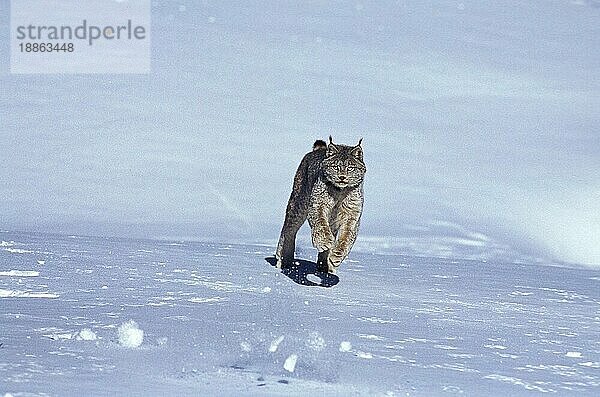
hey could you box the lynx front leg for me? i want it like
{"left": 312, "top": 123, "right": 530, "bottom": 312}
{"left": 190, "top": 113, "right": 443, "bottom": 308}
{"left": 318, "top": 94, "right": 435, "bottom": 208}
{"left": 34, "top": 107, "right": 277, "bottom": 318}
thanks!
{"left": 327, "top": 192, "right": 363, "bottom": 273}
{"left": 307, "top": 182, "right": 335, "bottom": 255}
{"left": 310, "top": 213, "right": 335, "bottom": 274}
{"left": 327, "top": 219, "right": 359, "bottom": 273}
{"left": 310, "top": 217, "right": 335, "bottom": 252}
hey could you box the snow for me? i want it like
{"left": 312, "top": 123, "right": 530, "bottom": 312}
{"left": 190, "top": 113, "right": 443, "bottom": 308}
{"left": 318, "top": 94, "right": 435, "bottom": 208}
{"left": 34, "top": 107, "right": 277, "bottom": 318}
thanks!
{"left": 77, "top": 328, "right": 97, "bottom": 341}
{"left": 0, "top": 270, "right": 39, "bottom": 277}
{"left": 0, "top": 230, "right": 598, "bottom": 395}
{"left": 305, "top": 332, "right": 326, "bottom": 352}
{"left": 0, "top": 0, "right": 599, "bottom": 395}
{"left": 283, "top": 354, "right": 298, "bottom": 373}
{"left": 0, "top": 289, "right": 59, "bottom": 298}
{"left": 117, "top": 320, "right": 144, "bottom": 348}
{"left": 339, "top": 341, "right": 353, "bottom": 352}
{"left": 269, "top": 335, "right": 285, "bottom": 353}
{"left": 240, "top": 341, "right": 252, "bottom": 352}
{"left": 566, "top": 352, "right": 583, "bottom": 358}
{"left": 2, "top": 248, "right": 34, "bottom": 254}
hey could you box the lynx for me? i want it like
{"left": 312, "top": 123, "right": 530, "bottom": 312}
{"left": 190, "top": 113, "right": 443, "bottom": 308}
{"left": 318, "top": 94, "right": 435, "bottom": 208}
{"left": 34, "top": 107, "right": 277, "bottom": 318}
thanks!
{"left": 276, "top": 136, "right": 366, "bottom": 274}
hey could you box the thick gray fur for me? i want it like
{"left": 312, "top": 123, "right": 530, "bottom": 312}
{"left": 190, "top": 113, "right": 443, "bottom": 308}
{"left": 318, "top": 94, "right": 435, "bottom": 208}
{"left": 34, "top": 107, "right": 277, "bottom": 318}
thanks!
{"left": 276, "top": 137, "right": 366, "bottom": 274}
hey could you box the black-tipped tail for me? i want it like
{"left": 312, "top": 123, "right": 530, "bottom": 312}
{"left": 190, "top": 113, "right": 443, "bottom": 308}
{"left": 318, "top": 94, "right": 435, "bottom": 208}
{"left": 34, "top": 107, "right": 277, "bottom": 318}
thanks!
{"left": 313, "top": 139, "right": 327, "bottom": 150}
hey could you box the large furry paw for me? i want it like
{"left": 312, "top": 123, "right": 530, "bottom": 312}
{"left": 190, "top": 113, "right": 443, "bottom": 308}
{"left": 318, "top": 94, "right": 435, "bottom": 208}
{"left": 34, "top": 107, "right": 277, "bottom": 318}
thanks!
{"left": 327, "top": 250, "right": 343, "bottom": 273}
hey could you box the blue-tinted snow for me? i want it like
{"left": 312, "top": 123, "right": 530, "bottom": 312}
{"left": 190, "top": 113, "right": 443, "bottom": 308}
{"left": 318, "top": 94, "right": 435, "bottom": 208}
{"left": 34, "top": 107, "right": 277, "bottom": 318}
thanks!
{"left": 1, "top": 231, "right": 599, "bottom": 396}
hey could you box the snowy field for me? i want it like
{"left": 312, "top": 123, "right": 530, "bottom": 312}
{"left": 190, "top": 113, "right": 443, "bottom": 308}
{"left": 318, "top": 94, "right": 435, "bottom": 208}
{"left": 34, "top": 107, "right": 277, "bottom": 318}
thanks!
{"left": 0, "top": 2, "right": 599, "bottom": 395}
{"left": 1, "top": 230, "right": 599, "bottom": 396}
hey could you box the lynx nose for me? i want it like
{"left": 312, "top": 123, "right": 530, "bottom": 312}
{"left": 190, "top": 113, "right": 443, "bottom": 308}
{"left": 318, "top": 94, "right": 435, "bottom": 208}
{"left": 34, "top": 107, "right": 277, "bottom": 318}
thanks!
{"left": 339, "top": 175, "right": 347, "bottom": 181}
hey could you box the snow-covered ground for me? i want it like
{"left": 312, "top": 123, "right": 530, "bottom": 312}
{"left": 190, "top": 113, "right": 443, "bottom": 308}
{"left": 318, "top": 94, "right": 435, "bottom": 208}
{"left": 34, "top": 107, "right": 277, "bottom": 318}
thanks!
{"left": 1, "top": 0, "right": 599, "bottom": 265}
{"left": 1, "top": 230, "right": 599, "bottom": 396}
{"left": 0, "top": 1, "right": 599, "bottom": 395}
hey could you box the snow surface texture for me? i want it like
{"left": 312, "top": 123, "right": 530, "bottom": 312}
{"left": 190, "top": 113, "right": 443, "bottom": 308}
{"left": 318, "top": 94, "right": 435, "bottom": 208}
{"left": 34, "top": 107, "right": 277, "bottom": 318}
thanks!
{"left": 1, "top": 231, "right": 599, "bottom": 396}
{"left": 0, "top": 1, "right": 599, "bottom": 266}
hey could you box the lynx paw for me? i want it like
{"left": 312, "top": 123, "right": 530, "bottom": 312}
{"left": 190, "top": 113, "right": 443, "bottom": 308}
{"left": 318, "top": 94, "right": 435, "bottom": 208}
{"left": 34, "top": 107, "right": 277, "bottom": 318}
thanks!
{"left": 327, "top": 250, "right": 343, "bottom": 273}
{"left": 316, "top": 250, "right": 329, "bottom": 273}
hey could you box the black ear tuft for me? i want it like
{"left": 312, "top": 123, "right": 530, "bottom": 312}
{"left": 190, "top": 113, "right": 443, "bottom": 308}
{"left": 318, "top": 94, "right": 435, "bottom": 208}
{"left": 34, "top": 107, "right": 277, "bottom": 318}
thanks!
{"left": 357, "top": 138, "right": 363, "bottom": 146}
{"left": 327, "top": 140, "right": 340, "bottom": 155}
{"left": 329, "top": 135, "right": 333, "bottom": 144}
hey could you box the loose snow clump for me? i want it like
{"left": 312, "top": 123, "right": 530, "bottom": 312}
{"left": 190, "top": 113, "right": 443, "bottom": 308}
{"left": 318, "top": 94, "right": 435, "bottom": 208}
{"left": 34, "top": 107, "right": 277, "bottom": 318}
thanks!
{"left": 77, "top": 328, "right": 97, "bottom": 341}
{"left": 283, "top": 354, "right": 298, "bottom": 373}
{"left": 118, "top": 320, "right": 144, "bottom": 348}
{"left": 339, "top": 341, "right": 352, "bottom": 352}
{"left": 269, "top": 335, "right": 285, "bottom": 352}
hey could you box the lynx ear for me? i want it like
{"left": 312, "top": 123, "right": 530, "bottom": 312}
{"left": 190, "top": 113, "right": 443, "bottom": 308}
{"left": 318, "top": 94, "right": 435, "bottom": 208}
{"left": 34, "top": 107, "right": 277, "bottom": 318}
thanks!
{"left": 327, "top": 136, "right": 339, "bottom": 155}
{"left": 357, "top": 138, "right": 363, "bottom": 146}
{"left": 350, "top": 143, "right": 363, "bottom": 161}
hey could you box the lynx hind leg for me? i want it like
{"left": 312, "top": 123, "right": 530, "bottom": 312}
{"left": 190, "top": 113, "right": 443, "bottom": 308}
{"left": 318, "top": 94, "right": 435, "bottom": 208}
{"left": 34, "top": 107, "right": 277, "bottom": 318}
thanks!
{"left": 276, "top": 205, "right": 308, "bottom": 269}
{"left": 275, "top": 237, "right": 294, "bottom": 269}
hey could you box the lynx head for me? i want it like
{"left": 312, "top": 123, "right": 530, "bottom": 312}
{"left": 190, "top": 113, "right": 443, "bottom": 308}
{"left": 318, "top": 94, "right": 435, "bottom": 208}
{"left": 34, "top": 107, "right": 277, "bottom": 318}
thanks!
{"left": 322, "top": 136, "right": 366, "bottom": 189}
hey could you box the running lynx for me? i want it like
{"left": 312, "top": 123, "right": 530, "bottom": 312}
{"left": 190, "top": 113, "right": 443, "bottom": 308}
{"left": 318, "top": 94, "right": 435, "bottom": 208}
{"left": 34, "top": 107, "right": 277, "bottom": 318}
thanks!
{"left": 276, "top": 137, "right": 366, "bottom": 274}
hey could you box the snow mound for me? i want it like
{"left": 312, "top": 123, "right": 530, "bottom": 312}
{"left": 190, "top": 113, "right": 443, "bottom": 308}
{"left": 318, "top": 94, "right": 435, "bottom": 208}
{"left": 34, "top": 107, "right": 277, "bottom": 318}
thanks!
{"left": 77, "top": 328, "right": 97, "bottom": 341}
{"left": 117, "top": 320, "right": 144, "bottom": 348}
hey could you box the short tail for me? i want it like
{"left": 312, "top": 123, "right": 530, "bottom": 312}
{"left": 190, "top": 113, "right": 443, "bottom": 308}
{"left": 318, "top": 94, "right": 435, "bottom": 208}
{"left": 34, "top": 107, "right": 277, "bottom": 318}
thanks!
{"left": 312, "top": 139, "right": 327, "bottom": 151}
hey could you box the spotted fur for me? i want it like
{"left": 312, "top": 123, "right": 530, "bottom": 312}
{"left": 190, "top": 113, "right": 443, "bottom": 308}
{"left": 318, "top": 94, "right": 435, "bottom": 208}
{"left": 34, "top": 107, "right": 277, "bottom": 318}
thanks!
{"left": 276, "top": 137, "right": 366, "bottom": 274}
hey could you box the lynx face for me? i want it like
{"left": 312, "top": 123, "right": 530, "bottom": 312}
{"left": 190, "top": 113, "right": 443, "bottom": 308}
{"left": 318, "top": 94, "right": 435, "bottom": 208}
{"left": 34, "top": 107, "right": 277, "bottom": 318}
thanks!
{"left": 322, "top": 143, "right": 366, "bottom": 189}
